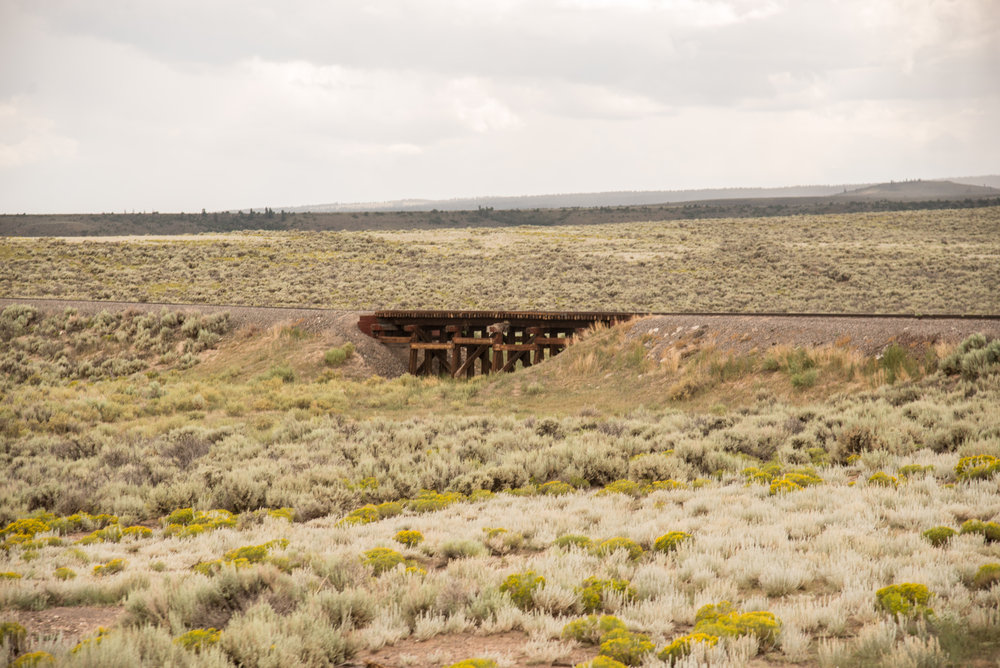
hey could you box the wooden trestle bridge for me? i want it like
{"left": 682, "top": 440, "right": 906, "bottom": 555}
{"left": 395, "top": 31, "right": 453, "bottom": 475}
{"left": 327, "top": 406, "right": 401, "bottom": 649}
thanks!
{"left": 359, "top": 310, "right": 635, "bottom": 377}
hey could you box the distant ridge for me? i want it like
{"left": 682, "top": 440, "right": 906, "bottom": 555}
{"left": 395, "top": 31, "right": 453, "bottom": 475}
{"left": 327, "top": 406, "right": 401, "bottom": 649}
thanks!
{"left": 285, "top": 175, "right": 1000, "bottom": 213}
{"left": 836, "top": 179, "right": 1000, "bottom": 201}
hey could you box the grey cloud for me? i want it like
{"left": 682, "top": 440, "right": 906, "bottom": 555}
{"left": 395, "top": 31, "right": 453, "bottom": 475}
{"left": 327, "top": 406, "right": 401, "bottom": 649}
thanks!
{"left": 1, "top": 0, "right": 997, "bottom": 212}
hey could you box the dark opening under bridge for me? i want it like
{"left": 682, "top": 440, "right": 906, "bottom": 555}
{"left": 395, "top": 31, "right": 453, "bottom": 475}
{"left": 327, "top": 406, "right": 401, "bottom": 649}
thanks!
{"left": 359, "top": 309, "right": 634, "bottom": 377}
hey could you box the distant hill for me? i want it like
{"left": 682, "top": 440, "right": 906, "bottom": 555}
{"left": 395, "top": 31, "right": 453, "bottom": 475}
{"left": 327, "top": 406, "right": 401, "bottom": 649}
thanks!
{"left": 836, "top": 179, "right": 1000, "bottom": 201}
{"left": 288, "top": 184, "right": 870, "bottom": 213}
{"left": 285, "top": 176, "right": 1000, "bottom": 213}
{"left": 947, "top": 175, "right": 1000, "bottom": 189}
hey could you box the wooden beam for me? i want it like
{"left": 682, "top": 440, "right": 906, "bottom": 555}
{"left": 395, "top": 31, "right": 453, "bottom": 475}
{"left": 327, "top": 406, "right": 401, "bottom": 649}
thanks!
{"left": 493, "top": 343, "right": 538, "bottom": 352}
{"left": 534, "top": 337, "right": 569, "bottom": 346}
{"left": 410, "top": 342, "right": 454, "bottom": 350}
{"left": 453, "top": 345, "right": 489, "bottom": 377}
{"left": 375, "top": 335, "right": 413, "bottom": 344}
{"left": 500, "top": 349, "right": 531, "bottom": 373}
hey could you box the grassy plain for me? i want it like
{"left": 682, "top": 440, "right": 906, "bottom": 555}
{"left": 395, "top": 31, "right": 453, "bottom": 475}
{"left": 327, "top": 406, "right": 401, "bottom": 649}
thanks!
{"left": 1, "top": 301, "right": 999, "bottom": 667}
{"left": 2, "top": 206, "right": 1000, "bottom": 313}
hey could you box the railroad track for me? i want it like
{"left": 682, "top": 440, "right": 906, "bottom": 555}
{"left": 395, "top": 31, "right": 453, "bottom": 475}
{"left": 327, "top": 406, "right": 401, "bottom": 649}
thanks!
{"left": 5, "top": 297, "right": 999, "bottom": 377}
{"left": 4, "top": 296, "right": 999, "bottom": 320}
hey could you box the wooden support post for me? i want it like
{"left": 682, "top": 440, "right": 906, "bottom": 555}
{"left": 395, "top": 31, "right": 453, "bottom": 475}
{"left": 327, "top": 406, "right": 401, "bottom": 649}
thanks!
{"left": 491, "top": 333, "right": 504, "bottom": 373}
{"left": 409, "top": 346, "right": 419, "bottom": 375}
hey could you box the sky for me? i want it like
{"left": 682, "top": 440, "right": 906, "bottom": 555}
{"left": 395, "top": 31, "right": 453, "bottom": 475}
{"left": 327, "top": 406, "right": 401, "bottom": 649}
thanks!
{"left": 1, "top": 0, "right": 998, "bottom": 213}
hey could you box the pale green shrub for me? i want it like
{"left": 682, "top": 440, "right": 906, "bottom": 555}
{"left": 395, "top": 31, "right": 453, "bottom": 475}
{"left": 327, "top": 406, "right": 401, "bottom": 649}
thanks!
{"left": 922, "top": 526, "right": 957, "bottom": 547}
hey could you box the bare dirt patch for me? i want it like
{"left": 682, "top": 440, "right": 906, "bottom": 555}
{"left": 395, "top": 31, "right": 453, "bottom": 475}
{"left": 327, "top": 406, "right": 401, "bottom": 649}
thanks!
{"left": 9, "top": 606, "right": 123, "bottom": 644}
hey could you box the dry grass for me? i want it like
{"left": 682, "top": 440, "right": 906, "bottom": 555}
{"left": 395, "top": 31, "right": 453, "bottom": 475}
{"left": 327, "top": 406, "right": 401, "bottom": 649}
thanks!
{"left": 2, "top": 206, "right": 999, "bottom": 313}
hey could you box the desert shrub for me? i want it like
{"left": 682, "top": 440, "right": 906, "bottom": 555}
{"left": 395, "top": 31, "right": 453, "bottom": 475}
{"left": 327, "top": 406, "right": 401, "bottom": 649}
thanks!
{"left": 362, "top": 548, "right": 405, "bottom": 576}
{"left": 650, "top": 479, "right": 688, "bottom": 491}
{"left": 315, "top": 588, "right": 375, "bottom": 629}
{"left": 10, "top": 651, "right": 54, "bottom": 667}
{"left": 324, "top": 342, "right": 355, "bottom": 367}
{"left": 339, "top": 505, "right": 379, "bottom": 526}
{"left": 577, "top": 659, "right": 627, "bottom": 668}
{"left": 790, "top": 368, "right": 818, "bottom": 388}
{"left": 408, "top": 490, "right": 464, "bottom": 513}
{"left": 93, "top": 558, "right": 127, "bottom": 576}
{"left": 224, "top": 543, "right": 276, "bottom": 563}
{"left": 898, "top": 464, "right": 933, "bottom": 478}
{"left": 596, "top": 479, "right": 643, "bottom": 497}
{"left": 70, "top": 626, "right": 110, "bottom": 654}
{"left": 122, "top": 525, "right": 153, "bottom": 539}
{"left": 878, "top": 344, "right": 920, "bottom": 384}
{"left": 445, "top": 660, "right": 496, "bottom": 668}
{"left": 922, "top": 526, "right": 957, "bottom": 547}
{"left": 834, "top": 425, "right": 882, "bottom": 463}
{"left": 1, "top": 572, "right": 22, "bottom": 579}
{"left": 339, "top": 502, "right": 400, "bottom": 527}
{"left": 1, "top": 621, "right": 27, "bottom": 657}
{"left": 691, "top": 601, "right": 781, "bottom": 649}
{"left": 220, "top": 602, "right": 353, "bottom": 667}
{"left": 394, "top": 530, "right": 424, "bottom": 548}
{"left": 768, "top": 469, "right": 822, "bottom": 495}
{"left": 972, "top": 563, "right": 1000, "bottom": 590}
{"left": 940, "top": 333, "right": 1000, "bottom": 380}
{"left": 500, "top": 571, "right": 545, "bottom": 610}
{"left": 174, "top": 627, "right": 221, "bottom": 652}
{"left": 561, "top": 615, "right": 627, "bottom": 645}
{"left": 876, "top": 583, "right": 933, "bottom": 617}
{"left": 163, "top": 508, "right": 235, "bottom": 537}
{"left": 54, "top": 567, "right": 76, "bottom": 580}
{"left": 955, "top": 455, "right": 1000, "bottom": 481}
{"left": 1, "top": 518, "right": 51, "bottom": 540}
{"left": 438, "top": 539, "right": 486, "bottom": 560}
{"left": 658, "top": 633, "right": 719, "bottom": 664}
{"left": 165, "top": 507, "right": 195, "bottom": 525}
{"left": 868, "top": 471, "right": 898, "bottom": 488}
{"left": 483, "top": 527, "right": 524, "bottom": 554}
{"left": 653, "top": 531, "right": 692, "bottom": 553}
{"left": 598, "top": 628, "right": 655, "bottom": 666}
{"left": 553, "top": 534, "right": 593, "bottom": 550}
{"left": 742, "top": 462, "right": 782, "bottom": 483}
{"left": 959, "top": 519, "right": 1000, "bottom": 543}
{"left": 538, "top": 480, "right": 574, "bottom": 496}
{"left": 266, "top": 507, "right": 296, "bottom": 522}
{"left": 578, "top": 577, "right": 636, "bottom": 613}
{"left": 193, "top": 539, "right": 288, "bottom": 575}
{"left": 593, "top": 537, "right": 643, "bottom": 561}
{"left": 769, "top": 478, "right": 802, "bottom": 495}
{"left": 261, "top": 364, "right": 295, "bottom": 383}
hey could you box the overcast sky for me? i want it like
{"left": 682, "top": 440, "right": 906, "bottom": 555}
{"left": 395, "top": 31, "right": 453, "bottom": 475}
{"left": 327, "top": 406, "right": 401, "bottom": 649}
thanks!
{"left": 1, "top": 0, "right": 998, "bottom": 213}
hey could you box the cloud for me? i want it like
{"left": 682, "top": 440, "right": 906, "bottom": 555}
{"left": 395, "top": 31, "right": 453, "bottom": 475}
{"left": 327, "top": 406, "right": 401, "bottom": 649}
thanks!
{"left": 0, "top": 99, "right": 78, "bottom": 168}
{"left": 0, "top": 0, "right": 997, "bottom": 212}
